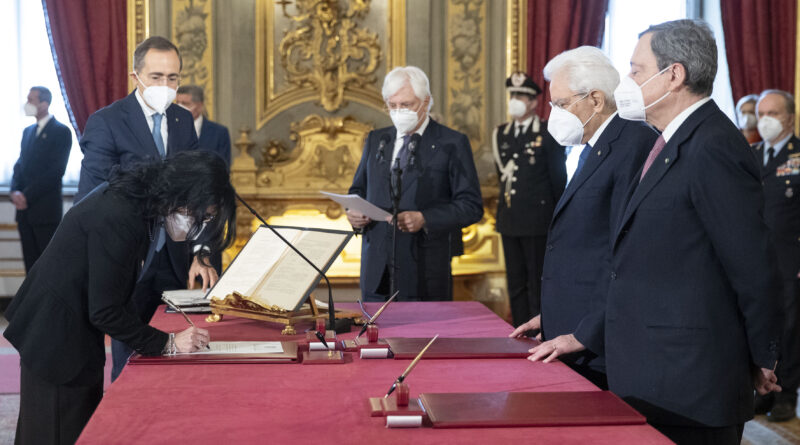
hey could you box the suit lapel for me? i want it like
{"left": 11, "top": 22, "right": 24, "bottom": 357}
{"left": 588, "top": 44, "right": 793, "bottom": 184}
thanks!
{"left": 122, "top": 92, "right": 161, "bottom": 157}
{"left": 614, "top": 102, "right": 718, "bottom": 242}
{"left": 166, "top": 104, "right": 182, "bottom": 154}
{"left": 553, "top": 116, "right": 622, "bottom": 219}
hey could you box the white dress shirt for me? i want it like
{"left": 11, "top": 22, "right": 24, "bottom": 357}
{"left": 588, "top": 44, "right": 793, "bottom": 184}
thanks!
{"left": 135, "top": 89, "right": 169, "bottom": 154}
{"left": 764, "top": 132, "right": 793, "bottom": 165}
{"left": 194, "top": 115, "right": 204, "bottom": 139}
{"left": 35, "top": 114, "right": 53, "bottom": 137}
{"left": 661, "top": 97, "right": 712, "bottom": 144}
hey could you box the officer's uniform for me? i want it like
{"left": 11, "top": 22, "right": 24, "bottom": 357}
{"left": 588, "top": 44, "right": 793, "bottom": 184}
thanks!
{"left": 493, "top": 73, "right": 566, "bottom": 327}
{"left": 754, "top": 135, "right": 800, "bottom": 413}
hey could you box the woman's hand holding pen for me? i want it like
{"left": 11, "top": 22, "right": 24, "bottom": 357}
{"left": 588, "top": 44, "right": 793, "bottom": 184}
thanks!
{"left": 174, "top": 327, "right": 210, "bottom": 352}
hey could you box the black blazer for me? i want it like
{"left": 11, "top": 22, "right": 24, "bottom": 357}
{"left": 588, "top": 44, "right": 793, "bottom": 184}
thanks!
{"left": 4, "top": 185, "right": 168, "bottom": 385}
{"left": 199, "top": 118, "right": 232, "bottom": 167}
{"left": 540, "top": 115, "right": 654, "bottom": 371}
{"left": 349, "top": 119, "right": 483, "bottom": 300}
{"left": 754, "top": 136, "right": 800, "bottom": 280}
{"left": 494, "top": 120, "right": 566, "bottom": 236}
{"left": 77, "top": 91, "right": 199, "bottom": 280}
{"left": 11, "top": 117, "right": 72, "bottom": 224}
{"left": 606, "top": 101, "right": 782, "bottom": 426}
{"left": 76, "top": 91, "right": 199, "bottom": 202}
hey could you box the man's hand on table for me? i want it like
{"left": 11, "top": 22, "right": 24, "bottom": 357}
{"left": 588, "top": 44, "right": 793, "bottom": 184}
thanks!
{"left": 527, "top": 334, "right": 585, "bottom": 363}
{"left": 174, "top": 327, "right": 210, "bottom": 353}
{"left": 509, "top": 315, "right": 541, "bottom": 340}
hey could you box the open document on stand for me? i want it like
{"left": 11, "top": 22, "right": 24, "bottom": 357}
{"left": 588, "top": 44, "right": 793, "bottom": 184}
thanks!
{"left": 321, "top": 191, "right": 392, "bottom": 222}
{"left": 181, "top": 341, "right": 285, "bottom": 355}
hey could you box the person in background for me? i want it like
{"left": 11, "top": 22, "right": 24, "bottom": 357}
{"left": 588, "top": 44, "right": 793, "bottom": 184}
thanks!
{"left": 736, "top": 94, "right": 761, "bottom": 144}
{"left": 752, "top": 89, "right": 800, "bottom": 422}
{"left": 347, "top": 66, "right": 483, "bottom": 302}
{"left": 492, "top": 72, "right": 565, "bottom": 329}
{"left": 175, "top": 85, "right": 231, "bottom": 167}
{"left": 4, "top": 151, "right": 236, "bottom": 445}
{"left": 11, "top": 86, "right": 72, "bottom": 272}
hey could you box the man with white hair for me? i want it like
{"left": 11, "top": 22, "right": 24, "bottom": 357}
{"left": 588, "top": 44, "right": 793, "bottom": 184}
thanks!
{"left": 347, "top": 66, "right": 483, "bottom": 301}
{"left": 596, "top": 20, "right": 781, "bottom": 443}
{"left": 510, "top": 46, "right": 656, "bottom": 389}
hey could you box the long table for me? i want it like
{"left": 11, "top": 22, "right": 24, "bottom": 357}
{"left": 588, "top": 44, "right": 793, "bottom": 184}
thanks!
{"left": 77, "top": 302, "right": 671, "bottom": 444}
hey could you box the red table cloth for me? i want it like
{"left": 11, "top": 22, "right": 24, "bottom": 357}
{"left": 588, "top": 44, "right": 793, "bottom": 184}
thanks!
{"left": 77, "top": 302, "right": 670, "bottom": 444}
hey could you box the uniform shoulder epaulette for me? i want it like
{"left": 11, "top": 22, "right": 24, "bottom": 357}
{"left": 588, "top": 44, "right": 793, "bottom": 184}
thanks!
{"left": 788, "top": 152, "right": 800, "bottom": 158}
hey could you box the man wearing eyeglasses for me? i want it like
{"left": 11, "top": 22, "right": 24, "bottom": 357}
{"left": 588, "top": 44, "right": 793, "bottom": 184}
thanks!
{"left": 77, "top": 36, "right": 214, "bottom": 381}
{"left": 347, "top": 66, "right": 483, "bottom": 302}
{"left": 492, "top": 72, "right": 566, "bottom": 329}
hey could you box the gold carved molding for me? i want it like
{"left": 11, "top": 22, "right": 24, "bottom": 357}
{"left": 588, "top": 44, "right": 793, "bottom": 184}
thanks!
{"left": 506, "top": 0, "right": 527, "bottom": 75}
{"left": 446, "top": 0, "right": 487, "bottom": 152}
{"left": 255, "top": 0, "right": 407, "bottom": 128}
{"left": 172, "top": 0, "right": 215, "bottom": 119}
{"left": 126, "top": 0, "right": 150, "bottom": 91}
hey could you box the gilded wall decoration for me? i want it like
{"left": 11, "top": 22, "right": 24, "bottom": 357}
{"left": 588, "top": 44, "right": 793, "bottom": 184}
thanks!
{"left": 506, "top": 0, "right": 527, "bottom": 76}
{"left": 126, "top": 0, "right": 149, "bottom": 92}
{"left": 256, "top": 0, "right": 406, "bottom": 127}
{"left": 446, "top": 0, "right": 486, "bottom": 151}
{"left": 172, "top": 0, "right": 215, "bottom": 119}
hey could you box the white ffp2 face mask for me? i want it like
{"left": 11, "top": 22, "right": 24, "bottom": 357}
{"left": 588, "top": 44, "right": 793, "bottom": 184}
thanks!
{"left": 738, "top": 112, "right": 757, "bottom": 130}
{"left": 389, "top": 101, "right": 425, "bottom": 135}
{"left": 614, "top": 66, "right": 672, "bottom": 121}
{"left": 165, "top": 213, "right": 196, "bottom": 242}
{"left": 508, "top": 98, "right": 527, "bottom": 119}
{"left": 135, "top": 72, "right": 177, "bottom": 114}
{"left": 24, "top": 102, "right": 37, "bottom": 116}
{"left": 548, "top": 105, "right": 596, "bottom": 147}
{"left": 757, "top": 116, "right": 785, "bottom": 143}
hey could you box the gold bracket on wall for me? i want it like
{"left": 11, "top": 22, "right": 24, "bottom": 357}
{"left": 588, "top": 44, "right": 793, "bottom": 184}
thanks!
{"left": 506, "top": 0, "right": 527, "bottom": 76}
{"left": 172, "top": 0, "right": 216, "bottom": 119}
{"left": 126, "top": 0, "right": 150, "bottom": 92}
{"left": 255, "top": 0, "right": 406, "bottom": 129}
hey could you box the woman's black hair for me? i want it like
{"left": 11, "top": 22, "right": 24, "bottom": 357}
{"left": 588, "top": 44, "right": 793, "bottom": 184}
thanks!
{"left": 107, "top": 151, "right": 237, "bottom": 265}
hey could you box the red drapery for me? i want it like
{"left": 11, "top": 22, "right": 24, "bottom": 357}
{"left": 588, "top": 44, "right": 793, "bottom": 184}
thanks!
{"left": 721, "top": 0, "right": 796, "bottom": 104}
{"left": 526, "top": 0, "right": 609, "bottom": 119}
{"left": 42, "top": 0, "right": 129, "bottom": 136}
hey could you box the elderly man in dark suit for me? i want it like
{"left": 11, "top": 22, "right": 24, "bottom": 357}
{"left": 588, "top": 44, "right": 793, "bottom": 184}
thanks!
{"left": 581, "top": 20, "right": 780, "bottom": 444}
{"left": 77, "top": 36, "right": 217, "bottom": 380}
{"left": 751, "top": 89, "right": 800, "bottom": 422}
{"left": 347, "top": 66, "right": 483, "bottom": 301}
{"left": 512, "top": 46, "right": 655, "bottom": 390}
{"left": 175, "top": 84, "right": 231, "bottom": 167}
{"left": 11, "top": 86, "right": 71, "bottom": 272}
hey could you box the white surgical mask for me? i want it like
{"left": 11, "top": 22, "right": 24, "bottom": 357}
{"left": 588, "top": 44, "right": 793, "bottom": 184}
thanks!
{"left": 547, "top": 95, "right": 595, "bottom": 146}
{"left": 23, "top": 102, "right": 37, "bottom": 117}
{"left": 134, "top": 72, "right": 177, "bottom": 114}
{"left": 508, "top": 98, "right": 527, "bottom": 119}
{"left": 737, "top": 112, "right": 757, "bottom": 130}
{"left": 757, "top": 116, "right": 785, "bottom": 143}
{"left": 614, "top": 66, "right": 672, "bottom": 121}
{"left": 390, "top": 105, "right": 424, "bottom": 135}
{"left": 164, "top": 213, "right": 197, "bottom": 242}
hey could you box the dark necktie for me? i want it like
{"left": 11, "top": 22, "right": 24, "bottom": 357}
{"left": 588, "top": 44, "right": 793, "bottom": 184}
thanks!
{"left": 572, "top": 143, "right": 592, "bottom": 179}
{"left": 152, "top": 113, "right": 166, "bottom": 158}
{"left": 395, "top": 135, "right": 411, "bottom": 169}
{"left": 640, "top": 135, "right": 666, "bottom": 181}
{"left": 765, "top": 146, "right": 775, "bottom": 167}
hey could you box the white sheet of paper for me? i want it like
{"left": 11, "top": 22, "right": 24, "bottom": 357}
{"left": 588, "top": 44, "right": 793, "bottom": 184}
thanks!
{"left": 163, "top": 289, "right": 209, "bottom": 306}
{"left": 320, "top": 191, "right": 391, "bottom": 221}
{"left": 183, "top": 341, "right": 284, "bottom": 355}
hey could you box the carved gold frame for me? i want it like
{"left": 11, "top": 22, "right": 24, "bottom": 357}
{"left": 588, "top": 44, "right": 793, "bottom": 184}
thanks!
{"left": 506, "top": 0, "right": 527, "bottom": 76}
{"left": 255, "top": 0, "right": 407, "bottom": 128}
{"left": 126, "top": 0, "right": 150, "bottom": 92}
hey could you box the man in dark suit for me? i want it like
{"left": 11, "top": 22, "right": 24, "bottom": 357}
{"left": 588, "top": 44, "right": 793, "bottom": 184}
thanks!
{"left": 513, "top": 47, "right": 655, "bottom": 390}
{"left": 492, "top": 72, "right": 566, "bottom": 328}
{"left": 4, "top": 151, "right": 233, "bottom": 445}
{"left": 11, "top": 86, "right": 71, "bottom": 272}
{"left": 77, "top": 36, "right": 216, "bottom": 380}
{"left": 751, "top": 89, "right": 800, "bottom": 422}
{"left": 347, "top": 66, "right": 483, "bottom": 301}
{"left": 176, "top": 84, "right": 231, "bottom": 167}
{"left": 598, "top": 20, "right": 782, "bottom": 444}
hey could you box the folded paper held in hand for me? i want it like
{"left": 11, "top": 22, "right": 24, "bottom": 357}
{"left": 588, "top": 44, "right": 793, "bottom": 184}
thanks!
{"left": 321, "top": 191, "right": 392, "bottom": 221}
